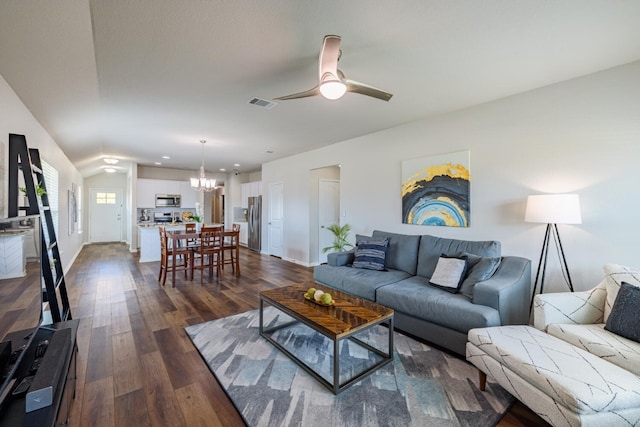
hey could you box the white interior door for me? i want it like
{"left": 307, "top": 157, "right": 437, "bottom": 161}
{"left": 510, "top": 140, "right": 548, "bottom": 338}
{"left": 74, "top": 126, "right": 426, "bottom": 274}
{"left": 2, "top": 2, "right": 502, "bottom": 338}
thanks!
{"left": 268, "top": 182, "right": 283, "bottom": 257}
{"left": 318, "top": 180, "right": 340, "bottom": 264}
{"left": 89, "top": 188, "right": 123, "bottom": 242}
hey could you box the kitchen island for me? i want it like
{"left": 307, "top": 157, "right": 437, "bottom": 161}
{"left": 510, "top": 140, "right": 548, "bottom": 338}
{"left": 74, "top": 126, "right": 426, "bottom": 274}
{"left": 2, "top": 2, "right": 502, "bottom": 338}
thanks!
{"left": 137, "top": 223, "right": 223, "bottom": 263}
{"left": 138, "top": 224, "right": 185, "bottom": 263}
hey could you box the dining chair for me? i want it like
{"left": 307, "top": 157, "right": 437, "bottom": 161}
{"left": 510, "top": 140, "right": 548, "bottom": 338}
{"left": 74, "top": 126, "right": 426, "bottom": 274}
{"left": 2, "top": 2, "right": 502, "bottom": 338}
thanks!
{"left": 221, "top": 226, "right": 240, "bottom": 276}
{"left": 191, "top": 228, "right": 222, "bottom": 283}
{"left": 184, "top": 222, "right": 198, "bottom": 249}
{"left": 158, "top": 227, "right": 191, "bottom": 287}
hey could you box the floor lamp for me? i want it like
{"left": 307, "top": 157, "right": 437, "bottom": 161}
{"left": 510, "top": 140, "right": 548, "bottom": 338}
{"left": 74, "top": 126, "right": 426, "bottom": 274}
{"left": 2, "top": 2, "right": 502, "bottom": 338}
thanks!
{"left": 525, "top": 194, "right": 582, "bottom": 313}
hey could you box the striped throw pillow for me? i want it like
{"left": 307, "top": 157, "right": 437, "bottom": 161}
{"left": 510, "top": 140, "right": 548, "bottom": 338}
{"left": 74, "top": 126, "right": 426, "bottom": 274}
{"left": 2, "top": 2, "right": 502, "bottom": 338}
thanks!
{"left": 352, "top": 239, "right": 389, "bottom": 271}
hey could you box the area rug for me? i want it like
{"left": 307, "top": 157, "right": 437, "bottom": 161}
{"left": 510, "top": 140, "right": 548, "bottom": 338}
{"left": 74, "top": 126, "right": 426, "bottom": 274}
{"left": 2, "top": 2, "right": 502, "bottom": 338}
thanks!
{"left": 185, "top": 308, "right": 514, "bottom": 427}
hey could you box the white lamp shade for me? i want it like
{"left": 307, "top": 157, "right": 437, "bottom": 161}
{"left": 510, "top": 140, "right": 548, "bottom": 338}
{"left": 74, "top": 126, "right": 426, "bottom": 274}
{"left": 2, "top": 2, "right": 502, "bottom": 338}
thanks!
{"left": 525, "top": 194, "right": 582, "bottom": 224}
{"left": 319, "top": 80, "right": 347, "bottom": 100}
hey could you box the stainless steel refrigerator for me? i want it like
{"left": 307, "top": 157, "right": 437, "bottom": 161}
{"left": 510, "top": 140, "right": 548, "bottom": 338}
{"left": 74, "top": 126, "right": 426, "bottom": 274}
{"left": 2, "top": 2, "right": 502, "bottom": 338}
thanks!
{"left": 248, "top": 195, "right": 261, "bottom": 252}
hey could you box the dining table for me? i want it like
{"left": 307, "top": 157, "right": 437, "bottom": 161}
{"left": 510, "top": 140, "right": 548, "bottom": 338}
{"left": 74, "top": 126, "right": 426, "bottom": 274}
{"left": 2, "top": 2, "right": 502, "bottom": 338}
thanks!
{"left": 166, "top": 227, "right": 240, "bottom": 280}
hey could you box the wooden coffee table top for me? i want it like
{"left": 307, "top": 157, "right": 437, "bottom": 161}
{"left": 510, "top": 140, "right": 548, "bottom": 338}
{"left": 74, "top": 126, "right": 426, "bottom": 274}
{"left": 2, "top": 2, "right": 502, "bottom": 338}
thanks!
{"left": 260, "top": 284, "right": 394, "bottom": 339}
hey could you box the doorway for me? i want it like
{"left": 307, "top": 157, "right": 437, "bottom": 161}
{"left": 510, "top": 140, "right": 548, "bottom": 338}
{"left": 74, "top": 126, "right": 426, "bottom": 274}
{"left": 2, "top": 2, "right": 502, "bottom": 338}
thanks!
{"left": 89, "top": 188, "right": 123, "bottom": 242}
{"left": 310, "top": 166, "right": 340, "bottom": 265}
{"left": 318, "top": 179, "right": 340, "bottom": 264}
{"left": 268, "top": 182, "right": 283, "bottom": 258}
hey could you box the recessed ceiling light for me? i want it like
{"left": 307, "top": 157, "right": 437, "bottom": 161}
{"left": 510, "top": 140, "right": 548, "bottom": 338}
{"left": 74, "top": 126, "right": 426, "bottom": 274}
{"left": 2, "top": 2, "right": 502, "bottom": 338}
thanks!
{"left": 104, "top": 167, "right": 117, "bottom": 173}
{"left": 234, "top": 163, "right": 240, "bottom": 167}
{"left": 104, "top": 158, "right": 119, "bottom": 165}
{"left": 162, "top": 156, "right": 170, "bottom": 159}
{"left": 154, "top": 162, "right": 162, "bottom": 165}
{"left": 220, "top": 168, "right": 226, "bottom": 172}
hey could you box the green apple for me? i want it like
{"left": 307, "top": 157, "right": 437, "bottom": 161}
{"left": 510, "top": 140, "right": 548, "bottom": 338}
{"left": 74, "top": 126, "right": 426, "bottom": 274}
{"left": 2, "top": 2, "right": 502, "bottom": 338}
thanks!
{"left": 320, "top": 293, "right": 333, "bottom": 305}
{"left": 306, "top": 287, "right": 316, "bottom": 299}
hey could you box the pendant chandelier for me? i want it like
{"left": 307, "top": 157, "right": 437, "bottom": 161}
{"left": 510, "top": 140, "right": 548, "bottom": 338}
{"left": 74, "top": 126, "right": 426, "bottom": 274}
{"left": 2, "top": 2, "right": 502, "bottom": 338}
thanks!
{"left": 190, "top": 140, "right": 216, "bottom": 192}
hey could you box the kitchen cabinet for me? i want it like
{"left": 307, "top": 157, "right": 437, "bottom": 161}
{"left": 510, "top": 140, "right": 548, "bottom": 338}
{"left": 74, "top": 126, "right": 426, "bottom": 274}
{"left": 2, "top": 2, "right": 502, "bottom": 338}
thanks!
{"left": 137, "top": 178, "right": 157, "bottom": 208}
{"left": 240, "top": 181, "right": 262, "bottom": 209}
{"left": 0, "top": 231, "right": 26, "bottom": 279}
{"left": 241, "top": 183, "right": 250, "bottom": 208}
{"left": 179, "top": 181, "right": 198, "bottom": 209}
{"left": 238, "top": 222, "right": 248, "bottom": 246}
{"left": 250, "top": 181, "right": 262, "bottom": 197}
{"left": 165, "top": 180, "right": 180, "bottom": 195}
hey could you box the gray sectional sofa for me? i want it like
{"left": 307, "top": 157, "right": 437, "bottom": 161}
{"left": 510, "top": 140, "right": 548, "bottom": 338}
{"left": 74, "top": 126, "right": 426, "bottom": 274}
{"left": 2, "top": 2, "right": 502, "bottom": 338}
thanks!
{"left": 313, "top": 230, "right": 531, "bottom": 355}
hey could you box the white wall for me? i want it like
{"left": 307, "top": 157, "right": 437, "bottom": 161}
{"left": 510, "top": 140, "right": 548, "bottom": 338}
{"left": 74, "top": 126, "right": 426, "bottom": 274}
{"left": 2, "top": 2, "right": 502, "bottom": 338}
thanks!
{"left": 262, "top": 60, "right": 640, "bottom": 292}
{"left": 0, "top": 74, "right": 84, "bottom": 271}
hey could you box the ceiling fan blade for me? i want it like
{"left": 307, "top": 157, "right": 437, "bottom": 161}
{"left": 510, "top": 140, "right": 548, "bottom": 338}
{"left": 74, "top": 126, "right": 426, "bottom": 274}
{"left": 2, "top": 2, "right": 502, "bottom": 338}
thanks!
{"left": 273, "top": 86, "right": 320, "bottom": 101}
{"left": 319, "top": 35, "right": 341, "bottom": 80}
{"left": 345, "top": 79, "right": 393, "bottom": 102}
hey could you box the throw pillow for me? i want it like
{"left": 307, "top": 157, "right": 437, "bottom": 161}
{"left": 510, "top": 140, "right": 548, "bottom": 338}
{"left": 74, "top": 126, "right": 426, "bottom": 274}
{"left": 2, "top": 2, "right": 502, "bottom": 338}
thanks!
{"left": 352, "top": 239, "right": 389, "bottom": 271}
{"left": 457, "top": 252, "right": 502, "bottom": 298}
{"left": 603, "top": 264, "right": 640, "bottom": 321}
{"left": 604, "top": 282, "right": 640, "bottom": 343}
{"left": 429, "top": 254, "right": 468, "bottom": 293}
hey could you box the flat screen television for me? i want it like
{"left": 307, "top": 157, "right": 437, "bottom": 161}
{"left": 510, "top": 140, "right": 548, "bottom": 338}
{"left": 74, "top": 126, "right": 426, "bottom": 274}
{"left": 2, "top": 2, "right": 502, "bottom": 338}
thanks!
{"left": 0, "top": 215, "right": 43, "bottom": 407}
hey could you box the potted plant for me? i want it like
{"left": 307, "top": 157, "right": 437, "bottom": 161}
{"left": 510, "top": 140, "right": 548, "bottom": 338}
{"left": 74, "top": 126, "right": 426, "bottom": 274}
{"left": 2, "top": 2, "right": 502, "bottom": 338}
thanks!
{"left": 19, "top": 182, "right": 47, "bottom": 197}
{"left": 19, "top": 182, "right": 47, "bottom": 208}
{"left": 322, "top": 223, "right": 354, "bottom": 253}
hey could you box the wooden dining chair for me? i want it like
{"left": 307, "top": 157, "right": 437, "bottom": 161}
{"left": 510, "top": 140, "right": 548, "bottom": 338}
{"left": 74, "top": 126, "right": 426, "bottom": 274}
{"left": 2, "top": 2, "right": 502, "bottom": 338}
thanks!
{"left": 158, "top": 227, "right": 191, "bottom": 287}
{"left": 221, "top": 225, "right": 241, "bottom": 276}
{"left": 184, "top": 222, "right": 198, "bottom": 249}
{"left": 191, "top": 228, "right": 222, "bottom": 283}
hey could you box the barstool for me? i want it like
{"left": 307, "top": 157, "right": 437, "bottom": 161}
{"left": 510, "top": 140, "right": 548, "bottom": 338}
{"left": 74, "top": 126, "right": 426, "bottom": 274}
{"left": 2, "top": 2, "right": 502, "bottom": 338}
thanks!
{"left": 221, "top": 225, "right": 240, "bottom": 276}
{"left": 158, "top": 227, "right": 191, "bottom": 287}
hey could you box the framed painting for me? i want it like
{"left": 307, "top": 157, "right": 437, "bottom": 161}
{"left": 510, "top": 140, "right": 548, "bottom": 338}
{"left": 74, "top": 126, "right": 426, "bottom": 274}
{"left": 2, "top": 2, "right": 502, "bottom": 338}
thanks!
{"left": 402, "top": 150, "right": 470, "bottom": 227}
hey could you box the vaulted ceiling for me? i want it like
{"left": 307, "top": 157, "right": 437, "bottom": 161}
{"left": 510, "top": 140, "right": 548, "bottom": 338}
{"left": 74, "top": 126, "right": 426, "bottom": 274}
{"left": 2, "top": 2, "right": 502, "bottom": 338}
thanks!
{"left": 1, "top": 1, "right": 639, "bottom": 177}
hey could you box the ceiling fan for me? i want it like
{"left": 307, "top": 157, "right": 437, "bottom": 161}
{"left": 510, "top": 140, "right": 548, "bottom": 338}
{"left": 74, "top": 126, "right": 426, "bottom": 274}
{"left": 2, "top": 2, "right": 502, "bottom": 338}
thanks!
{"left": 274, "top": 35, "right": 393, "bottom": 102}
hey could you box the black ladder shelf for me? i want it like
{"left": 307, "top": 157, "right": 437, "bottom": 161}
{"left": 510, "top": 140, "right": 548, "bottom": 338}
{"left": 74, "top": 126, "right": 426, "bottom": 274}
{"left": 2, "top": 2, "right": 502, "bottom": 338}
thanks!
{"left": 8, "top": 133, "right": 72, "bottom": 323}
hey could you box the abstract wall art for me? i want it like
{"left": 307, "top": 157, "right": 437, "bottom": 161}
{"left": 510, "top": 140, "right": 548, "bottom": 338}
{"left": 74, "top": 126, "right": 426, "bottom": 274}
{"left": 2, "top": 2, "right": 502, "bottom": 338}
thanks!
{"left": 402, "top": 150, "right": 470, "bottom": 227}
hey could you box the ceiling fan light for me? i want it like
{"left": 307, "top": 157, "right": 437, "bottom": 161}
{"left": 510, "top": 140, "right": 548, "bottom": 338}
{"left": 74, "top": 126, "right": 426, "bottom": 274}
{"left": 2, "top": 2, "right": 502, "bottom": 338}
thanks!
{"left": 319, "top": 80, "right": 347, "bottom": 100}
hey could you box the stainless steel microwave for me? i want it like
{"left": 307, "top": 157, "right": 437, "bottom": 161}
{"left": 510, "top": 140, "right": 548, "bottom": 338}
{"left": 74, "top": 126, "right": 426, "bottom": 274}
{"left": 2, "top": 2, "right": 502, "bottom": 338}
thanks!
{"left": 155, "top": 194, "right": 181, "bottom": 208}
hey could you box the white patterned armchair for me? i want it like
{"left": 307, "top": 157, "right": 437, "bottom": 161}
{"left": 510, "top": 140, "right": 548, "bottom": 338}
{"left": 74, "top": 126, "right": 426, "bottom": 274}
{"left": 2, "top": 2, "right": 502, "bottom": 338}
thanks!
{"left": 533, "top": 264, "right": 640, "bottom": 377}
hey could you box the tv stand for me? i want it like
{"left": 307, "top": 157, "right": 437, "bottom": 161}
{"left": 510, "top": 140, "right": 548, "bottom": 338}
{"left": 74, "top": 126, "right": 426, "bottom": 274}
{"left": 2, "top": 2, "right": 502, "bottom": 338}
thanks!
{"left": 0, "top": 320, "right": 78, "bottom": 426}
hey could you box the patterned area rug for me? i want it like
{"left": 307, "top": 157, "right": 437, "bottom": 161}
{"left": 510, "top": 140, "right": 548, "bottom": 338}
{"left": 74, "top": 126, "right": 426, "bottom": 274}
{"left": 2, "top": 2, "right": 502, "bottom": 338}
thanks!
{"left": 185, "top": 308, "right": 514, "bottom": 427}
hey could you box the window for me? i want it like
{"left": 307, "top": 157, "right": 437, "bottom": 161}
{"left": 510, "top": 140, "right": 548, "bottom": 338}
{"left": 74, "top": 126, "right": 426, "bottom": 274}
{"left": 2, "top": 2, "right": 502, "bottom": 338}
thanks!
{"left": 96, "top": 192, "right": 117, "bottom": 204}
{"left": 42, "top": 160, "right": 59, "bottom": 237}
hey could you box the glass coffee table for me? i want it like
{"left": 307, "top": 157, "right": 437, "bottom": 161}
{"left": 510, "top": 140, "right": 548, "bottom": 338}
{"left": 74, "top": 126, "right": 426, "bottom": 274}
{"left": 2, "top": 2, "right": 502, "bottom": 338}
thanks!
{"left": 259, "top": 284, "right": 394, "bottom": 394}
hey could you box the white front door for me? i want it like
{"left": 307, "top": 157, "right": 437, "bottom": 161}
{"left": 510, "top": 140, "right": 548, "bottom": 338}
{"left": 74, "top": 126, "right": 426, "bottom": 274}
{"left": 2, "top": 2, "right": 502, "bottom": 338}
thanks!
{"left": 89, "top": 188, "right": 123, "bottom": 242}
{"left": 318, "top": 179, "right": 340, "bottom": 264}
{"left": 268, "top": 182, "right": 283, "bottom": 258}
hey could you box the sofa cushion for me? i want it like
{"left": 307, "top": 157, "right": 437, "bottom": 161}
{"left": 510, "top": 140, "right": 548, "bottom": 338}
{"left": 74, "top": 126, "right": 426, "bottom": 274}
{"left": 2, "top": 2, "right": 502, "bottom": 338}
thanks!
{"left": 546, "top": 323, "right": 640, "bottom": 377}
{"left": 313, "top": 264, "right": 410, "bottom": 301}
{"left": 376, "top": 276, "right": 501, "bottom": 333}
{"left": 603, "top": 263, "right": 640, "bottom": 321}
{"left": 371, "top": 230, "right": 421, "bottom": 275}
{"left": 326, "top": 250, "right": 355, "bottom": 267}
{"left": 605, "top": 282, "right": 640, "bottom": 343}
{"left": 416, "top": 234, "right": 501, "bottom": 279}
{"left": 429, "top": 254, "right": 468, "bottom": 293}
{"left": 459, "top": 252, "right": 501, "bottom": 298}
{"left": 352, "top": 239, "right": 389, "bottom": 271}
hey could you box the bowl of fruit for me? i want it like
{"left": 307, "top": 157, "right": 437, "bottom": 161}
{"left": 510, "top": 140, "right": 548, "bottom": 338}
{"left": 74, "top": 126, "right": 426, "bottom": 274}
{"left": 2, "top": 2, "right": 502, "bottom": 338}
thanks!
{"left": 304, "top": 287, "right": 335, "bottom": 306}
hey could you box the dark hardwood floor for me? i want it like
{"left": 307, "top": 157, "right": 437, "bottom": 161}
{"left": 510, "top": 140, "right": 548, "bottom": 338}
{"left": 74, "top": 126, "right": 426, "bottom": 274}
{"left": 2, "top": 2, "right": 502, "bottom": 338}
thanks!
{"left": 63, "top": 243, "right": 547, "bottom": 427}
